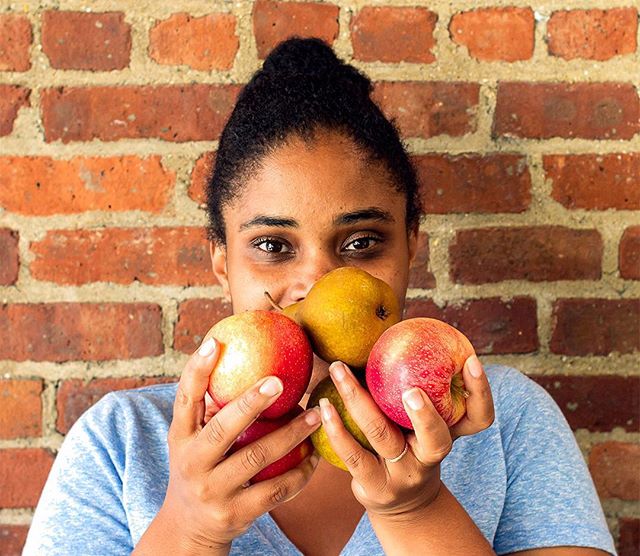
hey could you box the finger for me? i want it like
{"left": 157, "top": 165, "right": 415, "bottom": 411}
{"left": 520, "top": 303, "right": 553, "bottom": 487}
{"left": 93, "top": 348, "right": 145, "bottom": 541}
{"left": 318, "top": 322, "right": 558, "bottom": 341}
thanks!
{"left": 236, "top": 452, "right": 319, "bottom": 514}
{"left": 170, "top": 337, "right": 221, "bottom": 442}
{"left": 449, "top": 355, "right": 495, "bottom": 440}
{"left": 203, "top": 391, "right": 220, "bottom": 425}
{"left": 318, "top": 397, "right": 380, "bottom": 479}
{"left": 189, "top": 375, "right": 284, "bottom": 468}
{"left": 402, "top": 388, "right": 452, "bottom": 466}
{"left": 218, "top": 407, "right": 321, "bottom": 487}
{"left": 328, "top": 361, "right": 405, "bottom": 460}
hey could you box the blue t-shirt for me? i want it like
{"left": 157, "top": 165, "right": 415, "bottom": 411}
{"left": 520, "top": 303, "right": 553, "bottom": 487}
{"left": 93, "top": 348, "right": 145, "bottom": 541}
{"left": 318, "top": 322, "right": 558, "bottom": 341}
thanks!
{"left": 23, "top": 365, "right": 616, "bottom": 555}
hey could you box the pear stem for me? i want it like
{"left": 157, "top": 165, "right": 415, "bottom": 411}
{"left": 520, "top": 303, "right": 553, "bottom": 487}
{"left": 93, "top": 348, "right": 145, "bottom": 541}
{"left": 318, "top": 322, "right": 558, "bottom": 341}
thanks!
{"left": 264, "top": 291, "right": 283, "bottom": 312}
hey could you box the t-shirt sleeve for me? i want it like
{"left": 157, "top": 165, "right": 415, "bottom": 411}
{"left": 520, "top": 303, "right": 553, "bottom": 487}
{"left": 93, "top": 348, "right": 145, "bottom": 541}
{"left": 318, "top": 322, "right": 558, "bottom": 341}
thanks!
{"left": 23, "top": 393, "right": 133, "bottom": 555}
{"left": 492, "top": 367, "right": 616, "bottom": 556}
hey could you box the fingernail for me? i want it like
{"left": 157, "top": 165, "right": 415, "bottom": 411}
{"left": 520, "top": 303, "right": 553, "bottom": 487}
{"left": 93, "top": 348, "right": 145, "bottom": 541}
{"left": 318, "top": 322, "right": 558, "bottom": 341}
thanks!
{"left": 319, "top": 398, "right": 333, "bottom": 421}
{"left": 259, "top": 377, "right": 283, "bottom": 396}
{"left": 198, "top": 337, "right": 216, "bottom": 357}
{"left": 402, "top": 388, "right": 425, "bottom": 411}
{"left": 468, "top": 355, "right": 483, "bottom": 378}
{"left": 329, "top": 361, "right": 346, "bottom": 382}
{"left": 305, "top": 408, "right": 321, "bottom": 426}
{"left": 310, "top": 453, "right": 320, "bottom": 467}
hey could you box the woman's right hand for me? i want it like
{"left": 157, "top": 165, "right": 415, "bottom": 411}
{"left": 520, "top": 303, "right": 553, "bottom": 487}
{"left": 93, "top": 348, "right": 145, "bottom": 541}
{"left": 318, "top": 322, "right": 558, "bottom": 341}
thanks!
{"left": 134, "top": 337, "right": 321, "bottom": 555}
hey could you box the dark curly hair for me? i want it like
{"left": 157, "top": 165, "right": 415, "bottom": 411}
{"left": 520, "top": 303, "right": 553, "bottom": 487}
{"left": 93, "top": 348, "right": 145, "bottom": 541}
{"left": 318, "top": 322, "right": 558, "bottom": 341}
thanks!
{"left": 205, "top": 36, "right": 423, "bottom": 245}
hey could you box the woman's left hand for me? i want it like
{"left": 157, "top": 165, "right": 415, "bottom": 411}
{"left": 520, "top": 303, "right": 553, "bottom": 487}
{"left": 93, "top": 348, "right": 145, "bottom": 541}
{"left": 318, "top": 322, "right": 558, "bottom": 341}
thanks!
{"left": 319, "top": 354, "right": 494, "bottom": 520}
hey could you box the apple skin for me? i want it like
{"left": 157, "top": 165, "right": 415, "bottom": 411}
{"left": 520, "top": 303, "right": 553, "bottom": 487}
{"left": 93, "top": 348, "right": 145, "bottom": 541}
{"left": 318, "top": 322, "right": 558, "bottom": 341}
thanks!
{"left": 229, "top": 406, "right": 313, "bottom": 483}
{"left": 365, "top": 318, "right": 475, "bottom": 428}
{"left": 206, "top": 310, "right": 313, "bottom": 419}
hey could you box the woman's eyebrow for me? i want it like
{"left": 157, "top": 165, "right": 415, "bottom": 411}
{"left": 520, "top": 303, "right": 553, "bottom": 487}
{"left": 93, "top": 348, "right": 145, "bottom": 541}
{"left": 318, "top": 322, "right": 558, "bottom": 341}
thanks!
{"left": 238, "top": 208, "right": 394, "bottom": 231}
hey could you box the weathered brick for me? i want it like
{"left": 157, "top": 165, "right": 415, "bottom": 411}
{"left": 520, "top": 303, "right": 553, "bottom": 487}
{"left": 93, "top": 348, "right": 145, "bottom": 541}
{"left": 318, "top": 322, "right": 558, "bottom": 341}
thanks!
{"left": 548, "top": 8, "right": 638, "bottom": 61}
{"left": 589, "top": 442, "right": 640, "bottom": 500}
{"left": 0, "top": 525, "right": 28, "bottom": 556}
{"left": 56, "top": 377, "right": 176, "bottom": 434}
{"left": 351, "top": 7, "right": 437, "bottom": 63}
{"left": 449, "top": 7, "right": 534, "bottom": 62}
{"left": 414, "top": 153, "right": 531, "bottom": 214}
{"left": 0, "top": 303, "right": 163, "bottom": 362}
{"left": 253, "top": 0, "right": 339, "bottom": 59}
{"left": 149, "top": 13, "right": 238, "bottom": 71}
{"left": 0, "top": 14, "right": 32, "bottom": 71}
{"left": 31, "top": 227, "right": 215, "bottom": 286}
{"left": 544, "top": 154, "right": 640, "bottom": 210}
{"left": 174, "top": 298, "right": 233, "bottom": 354}
{"left": 450, "top": 226, "right": 603, "bottom": 284}
{"left": 41, "top": 85, "right": 241, "bottom": 143}
{"left": 494, "top": 82, "right": 640, "bottom": 140}
{"left": 0, "top": 156, "right": 174, "bottom": 216}
{"left": 404, "top": 297, "right": 538, "bottom": 354}
{"left": 0, "top": 85, "right": 29, "bottom": 136}
{"left": 532, "top": 375, "right": 639, "bottom": 432}
{"left": 618, "top": 518, "right": 640, "bottom": 556}
{"left": 189, "top": 151, "right": 216, "bottom": 206}
{"left": 41, "top": 11, "right": 131, "bottom": 70}
{"left": 550, "top": 298, "right": 640, "bottom": 356}
{"left": 0, "top": 448, "right": 54, "bottom": 508}
{"left": 0, "top": 229, "right": 19, "bottom": 285}
{"left": 372, "top": 81, "right": 479, "bottom": 139}
{"left": 408, "top": 231, "right": 435, "bottom": 289}
{"left": 0, "top": 380, "right": 43, "bottom": 439}
{"left": 620, "top": 227, "right": 640, "bottom": 280}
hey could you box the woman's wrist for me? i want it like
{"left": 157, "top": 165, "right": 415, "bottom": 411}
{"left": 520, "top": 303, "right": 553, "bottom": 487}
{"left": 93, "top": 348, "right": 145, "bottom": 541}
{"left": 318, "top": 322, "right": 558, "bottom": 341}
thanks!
{"left": 366, "top": 478, "right": 442, "bottom": 526}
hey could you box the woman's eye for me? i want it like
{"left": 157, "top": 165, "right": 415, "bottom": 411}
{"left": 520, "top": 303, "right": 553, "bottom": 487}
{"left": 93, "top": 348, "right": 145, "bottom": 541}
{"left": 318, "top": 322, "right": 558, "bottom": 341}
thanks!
{"left": 253, "top": 238, "right": 291, "bottom": 254}
{"left": 343, "top": 236, "right": 380, "bottom": 251}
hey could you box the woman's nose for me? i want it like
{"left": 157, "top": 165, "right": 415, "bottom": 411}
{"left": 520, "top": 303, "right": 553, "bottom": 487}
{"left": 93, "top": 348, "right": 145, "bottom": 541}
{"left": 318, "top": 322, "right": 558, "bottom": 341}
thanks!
{"left": 289, "top": 250, "right": 342, "bottom": 302}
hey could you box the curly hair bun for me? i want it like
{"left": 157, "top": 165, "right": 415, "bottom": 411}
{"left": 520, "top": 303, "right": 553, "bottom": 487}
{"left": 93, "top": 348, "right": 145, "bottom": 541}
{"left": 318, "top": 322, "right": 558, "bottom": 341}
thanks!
{"left": 261, "top": 36, "right": 372, "bottom": 97}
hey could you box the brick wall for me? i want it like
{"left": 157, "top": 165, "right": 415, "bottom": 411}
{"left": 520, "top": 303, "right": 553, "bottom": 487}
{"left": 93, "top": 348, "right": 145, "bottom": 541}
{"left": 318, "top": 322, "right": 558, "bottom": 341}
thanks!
{"left": 0, "top": 1, "right": 638, "bottom": 553}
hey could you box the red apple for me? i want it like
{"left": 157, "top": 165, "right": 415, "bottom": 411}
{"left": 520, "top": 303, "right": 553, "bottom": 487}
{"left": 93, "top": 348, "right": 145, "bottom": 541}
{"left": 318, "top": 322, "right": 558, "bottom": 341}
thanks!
{"left": 229, "top": 406, "right": 313, "bottom": 483}
{"left": 206, "top": 310, "right": 313, "bottom": 419}
{"left": 365, "top": 318, "right": 475, "bottom": 428}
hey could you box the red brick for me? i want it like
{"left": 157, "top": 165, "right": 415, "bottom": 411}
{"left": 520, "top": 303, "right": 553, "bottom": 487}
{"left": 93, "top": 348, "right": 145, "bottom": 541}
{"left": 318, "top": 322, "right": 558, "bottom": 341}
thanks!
{"left": 404, "top": 296, "right": 538, "bottom": 354}
{"left": 351, "top": 7, "right": 437, "bottom": 63}
{"left": 149, "top": 13, "right": 238, "bottom": 71}
{"left": 31, "top": 227, "right": 216, "bottom": 286}
{"left": 548, "top": 9, "right": 638, "bottom": 61}
{"left": 189, "top": 151, "right": 216, "bottom": 206}
{"left": 0, "top": 229, "right": 19, "bottom": 285}
{"left": 0, "top": 448, "right": 54, "bottom": 508}
{"left": 0, "top": 85, "right": 29, "bottom": 136}
{"left": 372, "top": 81, "right": 479, "bottom": 139}
{"left": 620, "top": 227, "right": 640, "bottom": 280}
{"left": 618, "top": 518, "right": 640, "bottom": 556}
{"left": 0, "top": 303, "right": 163, "bottom": 362}
{"left": 544, "top": 153, "right": 640, "bottom": 210}
{"left": 56, "top": 377, "right": 176, "bottom": 434}
{"left": 450, "top": 7, "right": 534, "bottom": 62}
{"left": 414, "top": 153, "right": 531, "bottom": 214}
{"left": 0, "top": 156, "right": 173, "bottom": 216}
{"left": 494, "top": 82, "right": 640, "bottom": 140}
{"left": 253, "top": 0, "right": 339, "bottom": 59}
{"left": 450, "top": 226, "right": 603, "bottom": 284}
{"left": 0, "top": 380, "right": 43, "bottom": 439}
{"left": 0, "top": 14, "right": 32, "bottom": 71}
{"left": 174, "top": 298, "right": 233, "bottom": 353}
{"left": 551, "top": 298, "right": 640, "bottom": 356}
{"left": 0, "top": 525, "right": 28, "bottom": 556}
{"left": 589, "top": 442, "right": 640, "bottom": 500}
{"left": 41, "top": 11, "right": 131, "bottom": 71}
{"left": 408, "top": 231, "right": 435, "bottom": 289}
{"left": 532, "top": 375, "right": 639, "bottom": 432}
{"left": 41, "top": 85, "right": 241, "bottom": 143}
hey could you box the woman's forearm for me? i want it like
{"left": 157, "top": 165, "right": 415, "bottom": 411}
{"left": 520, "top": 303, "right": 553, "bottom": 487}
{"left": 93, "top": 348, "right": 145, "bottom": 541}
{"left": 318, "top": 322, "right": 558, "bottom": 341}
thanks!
{"left": 368, "top": 483, "right": 495, "bottom": 555}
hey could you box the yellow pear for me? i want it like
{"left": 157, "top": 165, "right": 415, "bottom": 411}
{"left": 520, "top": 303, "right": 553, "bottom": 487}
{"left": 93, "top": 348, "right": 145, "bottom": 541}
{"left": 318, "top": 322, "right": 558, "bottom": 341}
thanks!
{"left": 308, "top": 376, "right": 374, "bottom": 471}
{"left": 281, "top": 267, "right": 401, "bottom": 368}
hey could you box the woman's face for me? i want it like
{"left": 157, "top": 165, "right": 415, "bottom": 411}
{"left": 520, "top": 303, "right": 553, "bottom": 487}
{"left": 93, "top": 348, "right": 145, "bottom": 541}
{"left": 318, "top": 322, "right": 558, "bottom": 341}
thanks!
{"left": 210, "top": 128, "right": 418, "bottom": 385}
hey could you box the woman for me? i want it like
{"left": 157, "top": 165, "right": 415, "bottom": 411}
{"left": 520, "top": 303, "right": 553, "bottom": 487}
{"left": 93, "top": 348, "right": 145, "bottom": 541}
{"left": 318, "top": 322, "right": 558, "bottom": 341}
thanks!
{"left": 24, "top": 37, "right": 615, "bottom": 555}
